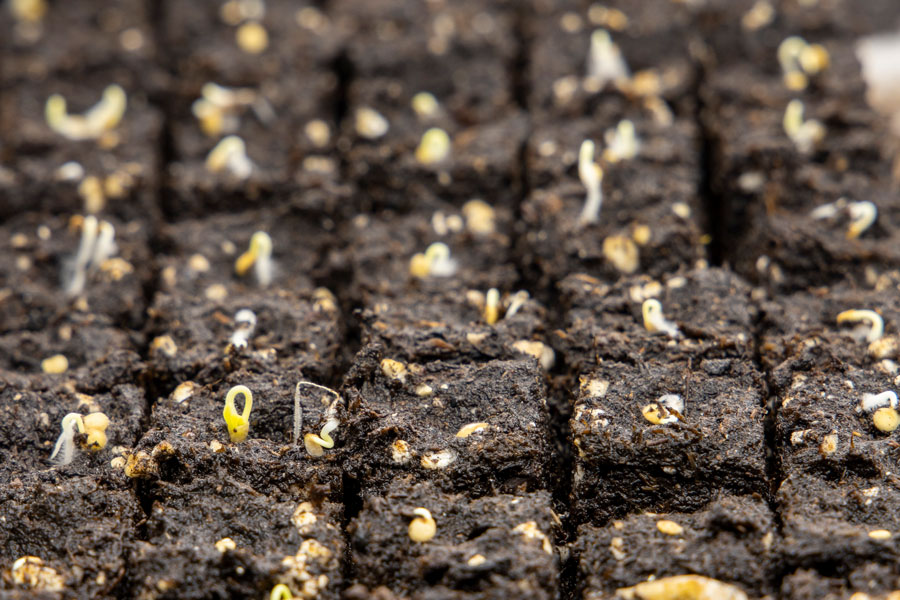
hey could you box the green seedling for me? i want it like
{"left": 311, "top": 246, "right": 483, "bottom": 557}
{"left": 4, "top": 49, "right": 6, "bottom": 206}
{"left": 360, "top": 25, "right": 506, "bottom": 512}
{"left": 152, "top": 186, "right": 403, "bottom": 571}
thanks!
{"left": 223, "top": 385, "right": 253, "bottom": 443}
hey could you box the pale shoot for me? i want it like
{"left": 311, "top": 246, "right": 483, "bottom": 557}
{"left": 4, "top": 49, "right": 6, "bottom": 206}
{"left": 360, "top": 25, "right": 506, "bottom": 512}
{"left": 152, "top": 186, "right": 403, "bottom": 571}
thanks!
{"left": 205, "top": 135, "right": 253, "bottom": 178}
{"left": 602, "top": 119, "right": 640, "bottom": 163}
{"left": 234, "top": 231, "right": 273, "bottom": 287}
{"left": 409, "top": 242, "right": 457, "bottom": 279}
{"left": 45, "top": 85, "right": 127, "bottom": 141}
{"left": 577, "top": 140, "right": 604, "bottom": 225}
{"left": 586, "top": 29, "right": 629, "bottom": 86}
{"left": 783, "top": 100, "right": 825, "bottom": 153}
{"left": 836, "top": 309, "right": 884, "bottom": 343}
{"left": 229, "top": 309, "right": 257, "bottom": 349}
{"left": 642, "top": 299, "right": 681, "bottom": 338}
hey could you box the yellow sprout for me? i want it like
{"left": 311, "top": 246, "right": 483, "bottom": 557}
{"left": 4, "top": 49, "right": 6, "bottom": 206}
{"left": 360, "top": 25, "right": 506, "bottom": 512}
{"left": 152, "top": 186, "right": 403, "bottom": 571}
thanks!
{"left": 45, "top": 85, "right": 127, "bottom": 141}
{"left": 304, "top": 417, "right": 338, "bottom": 457}
{"left": 656, "top": 520, "right": 684, "bottom": 536}
{"left": 837, "top": 309, "right": 884, "bottom": 343}
{"left": 846, "top": 201, "right": 877, "bottom": 240}
{"left": 355, "top": 107, "right": 389, "bottom": 139}
{"left": 223, "top": 385, "right": 253, "bottom": 443}
{"left": 778, "top": 36, "right": 829, "bottom": 91}
{"left": 412, "top": 92, "right": 439, "bottom": 118}
{"left": 642, "top": 299, "right": 681, "bottom": 338}
{"left": 234, "top": 231, "right": 273, "bottom": 287}
{"left": 206, "top": 135, "right": 252, "bottom": 178}
{"left": 578, "top": 140, "right": 604, "bottom": 224}
{"left": 602, "top": 119, "right": 640, "bottom": 163}
{"left": 409, "top": 242, "right": 457, "bottom": 278}
{"left": 408, "top": 508, "right": 437, "bottom": 542}
{"left": 462, "top": 199, "right": 496, "bottom": 235}
{"left": 642, "top": 394, "right": 683, "bottom": 425}
{"left": 270, "top": 584, "right": 294, "bottom": 600}
{"left": 415, "top": 128, "right": 451, "bottom": 165}
{"left": 616, "top": 574, "right": 748, "bottom": 600}
{"left": 783, "top": 100, "right": 825, "bottom": 153}
{"left": 484, "top": 288, "right": 500, "bottom": 325}
{"left": 82, "top": 412, "right": 110, "bottom": 451}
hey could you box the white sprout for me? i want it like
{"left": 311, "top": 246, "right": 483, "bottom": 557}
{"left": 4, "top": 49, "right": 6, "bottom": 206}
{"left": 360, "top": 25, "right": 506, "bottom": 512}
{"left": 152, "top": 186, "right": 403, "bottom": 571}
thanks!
{"left": 847, "top": 201, "right": 877, "bottom": 240}
{"left": 858, "top": 391, "right": 898, "bottom": 413}
{"left": 49, "top": 413, "right": 85, "bottom": 466}
{"left": 63, "top": 216, "right": 118, "bottom": 296}
{"left": 45, "top": 85, "right": 127, "bottom": 141}
{"left": 205, "top": 135, "right": 253, "bottom": 178}
{"left": 294, "top": 382, "right": 341, "bottom": 446}
{"left": 504, "top": 290, "right": 530, "bottom": 319}
{"left": 229, "top": 309, "right": 257, "bottom": 349}
{"left": 603, "top": 119, "right": 640, "bottom": 163}
{"left": 836, "top": 309, "right": 884, "bottom": 343}
{"left": 578, "top": 140, "right": 604, "bottom": 225}
{"left": 586, "top": 29, "right": 629, "bottom": 86}
{"left": 654, "top": 394, "right": 684, "bottom": 424}
{"left": 777, "top": 36, "right": 829, "bottom": 90}
{"left": 642, "top": 299, "right": 681, "bottom": 338}
{"left": 410, "top": 242, "right": 458, "bottom": 278}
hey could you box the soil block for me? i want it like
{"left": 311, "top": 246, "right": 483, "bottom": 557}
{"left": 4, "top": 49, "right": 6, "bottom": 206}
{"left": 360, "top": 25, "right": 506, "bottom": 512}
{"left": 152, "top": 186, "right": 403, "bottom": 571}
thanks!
{"left": 577, "top": 495, "right": 778, "bottom": 599}
{"left": 0, "top": 212, "right": 151, "bottom": 333}
{"left": 348, "top": 477, "right": 558, "bottom": 599}
{"left": 0, "top": 66, "right": 162, "bottom": 223}
{"left": 781, "top": 564, "right": 900, "bottom": 600}
{"left": 570, "top": 356, "right": 767, "bottom": 524}
{"left": 341, "top": 346, "right": 552, "bottom": 497}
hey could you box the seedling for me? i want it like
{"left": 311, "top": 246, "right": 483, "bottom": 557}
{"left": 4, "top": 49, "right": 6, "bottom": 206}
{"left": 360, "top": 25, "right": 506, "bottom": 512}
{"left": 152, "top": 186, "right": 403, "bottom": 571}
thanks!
{"left": 223, "top": 385, "right": 253, "bottom": 443}
{"left": 858, "top": 391, "right": 897, "bottom": 413}
{"left": 456, "top": 422, "right": 489, "bottom": 438}
{"left": 412, "top": 92, "right": 439, "bottom": 118}
{"left": 234, "top": 231, "right": 273, "bottom": 287}
{"left": 505, "top": 290, "right": 530, "bottom": 319}
{"left": 603, "top": 235, "right": 639, "bottom": 273}
{"left": 270, "top": 584, "right": 294, "bottom": 600}
{"left": 206, "top": 135, "right": 253, "bottom": 178}
{"left": 408, "top": 508, "right": 437, "bottom": 542}
{"left": 617, "top": 575, "right": 748, "bottom": 600}
{"left": 192, "top": 82, "right": 259, "bottom": 137}
{"left": 45, "top": 84, "right": 126, "bottom": 141}
{"left": 235, "top": 20, "right": 268, "bottom": 54}
{"left": 49, "top": 411, "right": 110, "bottom": 465}
{"left": 642, "top": 299, "right": 681, "bottom": 338}
{"left": 409, "top": 242, "right": 457, "bottom": 278}
{"left": 229, "top": 309, "right": 257, "bottom": 348}
{"left": 642, "top": 394, "right": 683, "bottom": 425}
{"left": 415, "top": 127, "right": 451, "bottom": 165}
{"left": 578, "top": 140, "right": 605, "bottom": 225}
{"left": 293, "top": 381, "right": 341, "bottom": 445}
{"left": 837, "top": 309, "right": 884, "bottom": 343}
{"left": 778, "top": 36, "right": 829, "bottom": 91}
{"left": 811, "top": 198, "right": 877, "bottom": 239}
{"left": 63, "top": 216, "right": 119, "bottom": 297}
{"left": 461, "top": 199, "right": 496, "bottom": 235}
{"left": 586, "top": 29, "right": 629, "bottom": 86}
{"left": 484, "top": 288, "right": 500, "bottom": 325}
{"left": 783, "top": 100, "right": 825, "bottom": 153}
{"left": 602, "top": 119, "right": 640, "bottom": 163}
{"left": 355, "top": 107, "right": 389, "bottom": 139}
{"left": 304, "top": 417, "right": 338, "bottom": 457}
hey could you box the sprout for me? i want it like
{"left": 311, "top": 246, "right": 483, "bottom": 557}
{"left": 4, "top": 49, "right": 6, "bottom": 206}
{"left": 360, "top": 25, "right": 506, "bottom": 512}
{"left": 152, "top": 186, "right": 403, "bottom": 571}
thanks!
{"left": 578, "top": 140, "right": 605, "bottom": 225}
{"left": 235, "top": 20, "right": 268, "bottom": 54}
{"left": 192, "top": 82, "right": 259, "bottom": 136}
{"left": 62, "top": 216, "right": 119, "bottom": 297}
{"left": 270, "top": 584, "right": 295, "bottom": 600}
{"left": 293, "top": 381, "right": 341, "bottom": 445}
{"left": 49, "top": 411, "right": 109, "bottom": 465}
{"left": 415, "top": 128, "right": 451, "bottom": 165}
{"left": 642, "top": 394, "right": 684, "bottom": 425}
{"left": 837, "top": 309, "right": 884, "bottom": 343}
{"left": 304, "top": 417, "right": 338, "bottom": 457}
{"left": 206, "top": 135, "right": 253, "bottom": 178}
{"left": 381, "top": 358, "right": 408, "bottom": 383}
{"left": 602, "top": 120, "right": 640, "bottom": 163}
{"left": 586, "top": 29, "right": 629, "bottom": 86}
{"left": 45, "top": 85, "right": 127, "bottom": 142}
{"left": 616, "top": 575, "right": 749, "bottom": 600}
{"left": 409, "top": 242, "right": 457, "bottom": 279}
{"left": 847, "top": 201, "right": 877, "bottom": 240}
{"left": 603, "top": 235, "right": 639, "bottom": 273}
{"left": 461, "top": 199, "right": 496, "bottom": 235}
{"left": 456, "top": 422, "right": 489, "bottom": 438}
{"left": 858, "top": 391, "right": 897, "bottom": 413}
{"left": 778, "top": 36, "right": 830, "bottom": 91}
{"left": 223, "top": 385, "right": 253, "bottom": 443}
{"left": 484, "top": 288, "right": 500, "bottom": 325}
{"left": 783, "top": 100, "right": 825, "bottom": 153}
{"left": 234, "top": 231, "right": 273, "bottom": 287}
{"left": 408, "top": 508, "right": 437, "bottom": 542}
{"left": 355, "top": 107, "right": 389, "bottom": 139}
{"left": 505, "top": 290, "right": 530, "bottom": 319}
{"left": 412, "top": 92, "right": 440, "bottom": 118}
{"left": 229, "top": 309, "right": 257, "bottom": 348}
{"left": 642, "top": 299, "right": 681, "bottom": 338}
